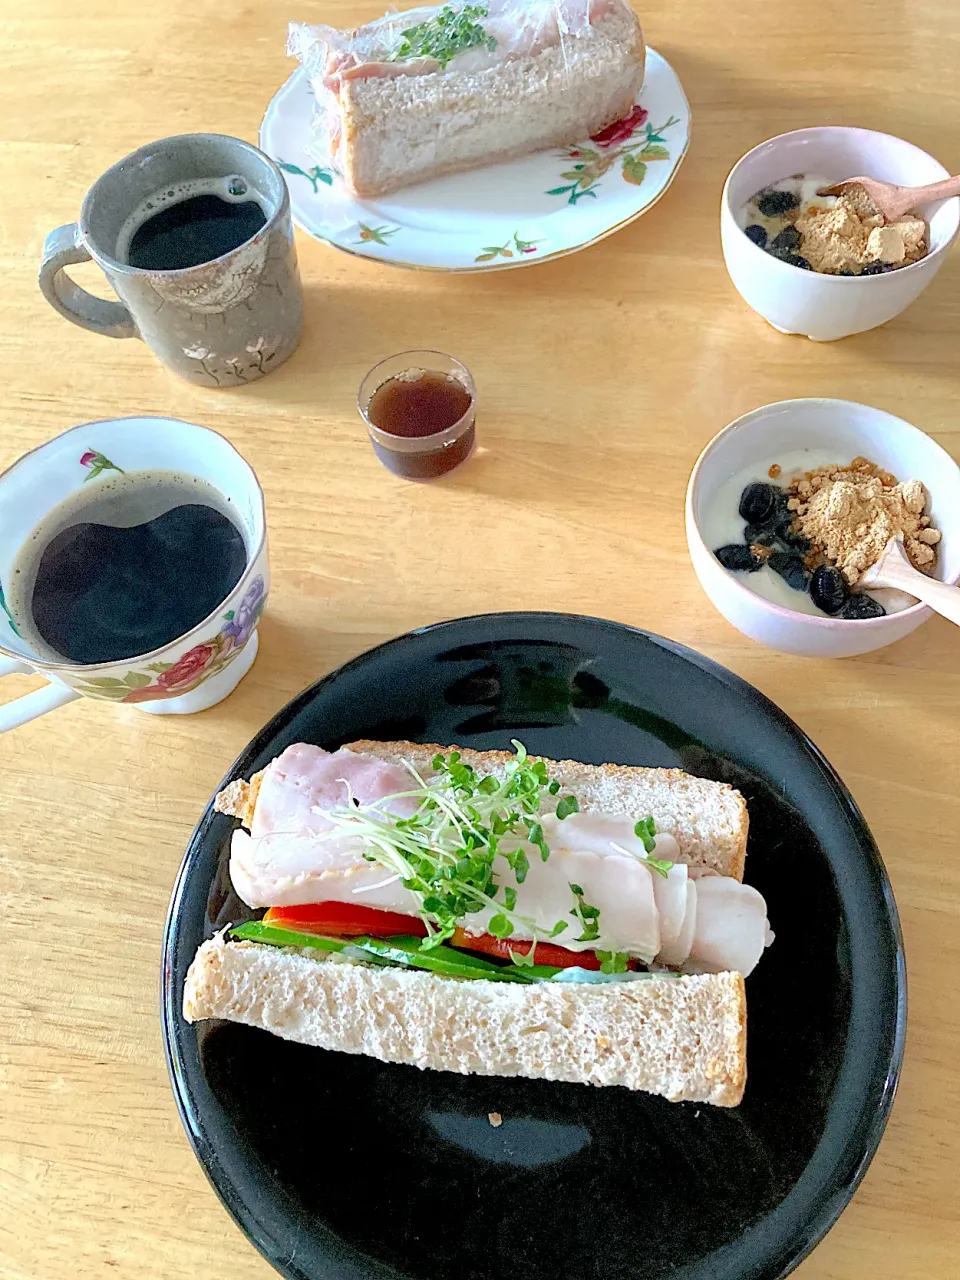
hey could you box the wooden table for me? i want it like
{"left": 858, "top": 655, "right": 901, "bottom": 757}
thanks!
{"left": 2, "top": 0, "right": 958, "bottom": 1275}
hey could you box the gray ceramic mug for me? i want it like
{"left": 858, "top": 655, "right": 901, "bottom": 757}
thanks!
{"left": 39, "top": 134, "right": 303, "bottom": 387}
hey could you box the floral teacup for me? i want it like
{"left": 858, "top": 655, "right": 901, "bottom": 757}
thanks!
{"left": 0, "top": 416, "right": 268, "bottom": 732}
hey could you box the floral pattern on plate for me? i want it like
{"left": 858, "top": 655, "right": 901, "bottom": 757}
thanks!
{"left": 73, "top": 576, "right": 266, "bottom": 704}
{"left": 277, "top": 160, "right": 335, "bottom": 192}
{"left": 355, "top": 223, "right": 400, "bottom": 246}
{"left": 261, "top": 47, "right": 690, "bottom": 272}
{"left": 475, "top": 232, "right": 541, "bottom": 262}
{"left": 547, "top": 108, "right": 682, "bottom": 205}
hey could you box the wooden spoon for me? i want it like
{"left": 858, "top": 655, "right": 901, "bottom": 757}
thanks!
{"left": 859, "top": 538, "right": 960, "bottom": 626}
{"left": 815, "top": 175, "right": 960, "bottom": 222}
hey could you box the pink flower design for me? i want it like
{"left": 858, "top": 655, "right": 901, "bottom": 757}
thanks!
{"left": 590, "top": 106, "right": 649, "bottom": 149}
{"left": 157, "top": 643, "right": 216, "bottom": 691}
{"left": 120, "top": 642, "right": 217, "bottom": 703}
{"left": 79, "top": 449, "right": 124, "bottom": 481}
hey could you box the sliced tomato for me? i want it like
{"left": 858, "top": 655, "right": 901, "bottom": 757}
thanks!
{"left": 263, "top": 902, "right": 427, "bottom": 938}
{"left": 262, "top": 904, "right": 614, "bottom": 972}
{"left": 451, "top": 928, "right": 604, "bottom": 970}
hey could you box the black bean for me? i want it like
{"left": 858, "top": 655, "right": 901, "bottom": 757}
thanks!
{"left": 770, "top": 226, "right": 801, "bottom": 254}
{"left": 768, "top": 552, "right": 809, "bottom": 593}
{"left": 755, "top": 189, "right": 800, "bottom": 217}
{"left": 810, "top": 565, "right": 849, "bottom": 614}
{"left": 738, "top": 482, "right": 780, "bottom": 525}
{"left": 839, "top": 593, "right": 887, "bottom": 620}
{"left": 744, "top": 224, "right": 768, "bottom": 248}
{"left": 715, "top": 544, "right": 762, "bottom": 572}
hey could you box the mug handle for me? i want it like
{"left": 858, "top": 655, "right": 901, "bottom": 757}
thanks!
{"left": 0, "top": 656, "right": 81, "bottom": 733}
{"left": 38, "top": 224, "right": 138, "bottom": 339}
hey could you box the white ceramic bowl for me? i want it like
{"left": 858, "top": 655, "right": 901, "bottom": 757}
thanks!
{"left": 721, "top": 127, "right": 960, "bottom": 341}
{"left": 686, "top": 399, "right": 960, "bottom": 658}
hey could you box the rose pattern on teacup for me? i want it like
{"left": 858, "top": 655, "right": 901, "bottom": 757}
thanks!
{"left": 80, "top": 449, "right": 124, "bottom": 481}
{"left": 72, "top": 575, "right": 266, "bottom": 704}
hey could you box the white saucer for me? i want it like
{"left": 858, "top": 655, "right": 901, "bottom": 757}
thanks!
{"left": 259, "top": 49, "right": 690, "bottom": 272}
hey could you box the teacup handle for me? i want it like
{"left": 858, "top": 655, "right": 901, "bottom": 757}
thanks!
{"left": 38, "top": 224, "right": 138, "bottom": 339}
{"left": 0, "top": 656, "right": 81, "bottom": 733}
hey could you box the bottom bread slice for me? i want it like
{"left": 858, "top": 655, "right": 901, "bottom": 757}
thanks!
{"left": 184, "top": 937, "right": 747, "bottom": 1106}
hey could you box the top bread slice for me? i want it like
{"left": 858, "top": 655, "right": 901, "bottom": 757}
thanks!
{"left": 216, "top": 740, "right": 749, "bottom": 881}
{"left": 335, "top": 6, "right": 645, "bottom": 196}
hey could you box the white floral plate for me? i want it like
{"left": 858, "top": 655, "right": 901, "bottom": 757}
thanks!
{"left": 259, "top": 48, "right": 690, "bottom": 272}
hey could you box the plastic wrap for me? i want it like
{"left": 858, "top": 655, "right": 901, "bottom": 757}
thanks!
{"left": 289, "top": 0, "right": 611, "bottom": 170}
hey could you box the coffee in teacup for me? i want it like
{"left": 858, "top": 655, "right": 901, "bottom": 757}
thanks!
{"left": 7, "top": 470, "right": 248, "bottom": 665}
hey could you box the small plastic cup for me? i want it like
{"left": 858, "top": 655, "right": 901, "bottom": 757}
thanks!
{"left": 358, "top": 350, "right": 476, "bottom": 481}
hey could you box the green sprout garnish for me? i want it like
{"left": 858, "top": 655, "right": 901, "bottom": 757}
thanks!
{"left": 390, "top": 3, "right": 497, "bottom": 69}
{"left": 595, "top": 949, "right": 630, "bottom": 975}
{"left": 569, "top": 882, "right": 600, "bottom": 943}
{"left": 555, "top": 794, "right": 579, "bottom": 821}
{"left": 634, "top": 815, "right": 657, "bottom": 852}
{"left": 509, "top": 943, "right": 536, "bottom": 968}
{"left": 628, "top": 814, "right": 673, "bottom": 878}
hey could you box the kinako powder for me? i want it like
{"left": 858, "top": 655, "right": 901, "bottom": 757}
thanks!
{"left": 786, "top": 457, "right": 941, "bottom": 584}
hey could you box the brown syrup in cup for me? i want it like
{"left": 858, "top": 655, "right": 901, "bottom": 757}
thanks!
{"left": 359, "top": 352, "right": 476, "bottom": 481}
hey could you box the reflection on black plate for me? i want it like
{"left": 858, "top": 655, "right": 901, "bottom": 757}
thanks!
{"left": 162, "top": 613, "right": 905, "bottom": 1280}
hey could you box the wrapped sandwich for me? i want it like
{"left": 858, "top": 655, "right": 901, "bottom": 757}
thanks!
{"left": 289, "top": 0, "right": 645, "bottom": 196}
{"left": 185, "top": 740, "right": 773, "bottom": 1106}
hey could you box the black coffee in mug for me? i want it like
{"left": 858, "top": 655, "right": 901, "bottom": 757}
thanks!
{"left": 7, "top": 471, "right": 247, "bottom": 664}
{"left": 117, "top": 175, "right": 267, "bottom": 271}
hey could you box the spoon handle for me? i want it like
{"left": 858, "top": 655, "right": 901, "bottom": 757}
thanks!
{"left": 904, "top": 175, "right": 960, "bottom": 204}
{"left": 874, "top": 558, "right": 960, "bottom": 627}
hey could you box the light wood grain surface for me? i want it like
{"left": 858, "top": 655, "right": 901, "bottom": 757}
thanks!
{"left": 2, "top": 0, "right": 959, "bottom": 1276}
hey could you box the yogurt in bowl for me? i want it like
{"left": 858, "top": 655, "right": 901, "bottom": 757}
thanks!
{"left": 736, "top": 175, "right": 927, "bottom": 277}
{"left": 701, "top": 449, "right": 931, "bottom": 619}
{"left": 686, "top": 399, "right": 960, "bottom": 658}
{"left": 720, "top": 127, "right": 960, "bottom": 340}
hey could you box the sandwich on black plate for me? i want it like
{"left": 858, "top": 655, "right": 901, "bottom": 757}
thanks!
{"left": 288, "top": 0, "right": 646, "bottom": 196}
{"left": 185, "top": 739, "right": 773, "bottom": 1106}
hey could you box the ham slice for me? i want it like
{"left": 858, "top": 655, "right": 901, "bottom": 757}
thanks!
{"left": 250, "top": 744, "right": 418, "bottom": 839}
{"left": 650, "top": 862, "right": 689, "bottom": 950}
{"left": 230, "top": 828, "right": 422, "bottom": 913}
{"left": 657, "top": 880, "right": 698, "bottom": 968}
{"left": 685, "top": 877, "right": 770, "bottom": 977}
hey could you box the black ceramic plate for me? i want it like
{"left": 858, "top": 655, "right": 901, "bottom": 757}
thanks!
{"left": 162, "top": 613, "right": 905, "bottom": 1280}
